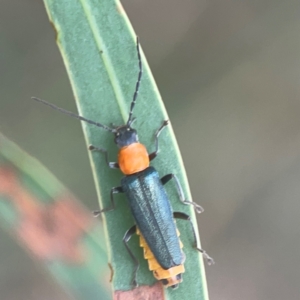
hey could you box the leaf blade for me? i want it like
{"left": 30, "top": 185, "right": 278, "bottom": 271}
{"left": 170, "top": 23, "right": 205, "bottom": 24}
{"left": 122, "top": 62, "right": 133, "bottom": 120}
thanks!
{"left": 43, "top": 0, "right": 210, "bottom": 299}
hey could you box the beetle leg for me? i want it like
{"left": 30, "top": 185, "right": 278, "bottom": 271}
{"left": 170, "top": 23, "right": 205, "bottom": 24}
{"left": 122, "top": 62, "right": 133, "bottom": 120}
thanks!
{"left": 149, "top": 120, "right": 169, "bottom": 161}
{"left": 161, "top": 174, "right": 204, "bottom": 213}
{"left": 173, "top": 212, "right": 214, "bottom": 265}
{"left": 93, "top": 186, "right": 123, "bottom": 217}
{"left": 123, "top": 225, "right": 139, "bottom": 288}
{"left": 89, "top": 145, "right": 119, "bottom": 169}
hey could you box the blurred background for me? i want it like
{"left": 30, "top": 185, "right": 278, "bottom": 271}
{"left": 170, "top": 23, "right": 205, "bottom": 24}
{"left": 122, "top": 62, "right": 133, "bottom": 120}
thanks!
{"left": 1, "top": 0, "right": 300, "bottom": 299}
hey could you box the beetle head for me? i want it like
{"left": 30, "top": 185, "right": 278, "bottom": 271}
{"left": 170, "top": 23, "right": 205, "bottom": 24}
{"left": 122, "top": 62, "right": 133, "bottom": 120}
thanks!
{"left": 114, "top": 125, "right": 138, "bottom": 148}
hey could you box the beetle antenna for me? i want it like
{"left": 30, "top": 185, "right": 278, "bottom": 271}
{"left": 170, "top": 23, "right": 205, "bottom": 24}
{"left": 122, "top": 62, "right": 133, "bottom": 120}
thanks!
{"left": 31, "top": 97, "right": 115, "bottom": 132}
{"left": 127, "top": 36, "right": 142, "bottom": 126}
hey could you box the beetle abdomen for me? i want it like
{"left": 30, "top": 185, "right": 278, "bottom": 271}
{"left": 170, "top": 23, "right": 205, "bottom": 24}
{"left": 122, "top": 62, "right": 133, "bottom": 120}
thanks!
{"left": 136, "top": 227, "right": 184, "bottom": 288}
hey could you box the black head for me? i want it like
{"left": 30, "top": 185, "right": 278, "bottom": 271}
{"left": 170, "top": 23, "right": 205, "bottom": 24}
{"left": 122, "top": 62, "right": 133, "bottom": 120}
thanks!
{"left": 114, "top": 125, "right": 138, "bottom": 148}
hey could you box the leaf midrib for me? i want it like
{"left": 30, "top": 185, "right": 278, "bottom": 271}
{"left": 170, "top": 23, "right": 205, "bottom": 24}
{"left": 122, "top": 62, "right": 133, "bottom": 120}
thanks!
{"left": 79, "top": 0, "right": 129, "bottom": 123}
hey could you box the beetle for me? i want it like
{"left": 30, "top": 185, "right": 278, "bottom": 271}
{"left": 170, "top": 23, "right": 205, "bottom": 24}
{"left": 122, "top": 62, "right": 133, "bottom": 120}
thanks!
{"left": 32, "top": 37, "right": 213, "bottom": 289}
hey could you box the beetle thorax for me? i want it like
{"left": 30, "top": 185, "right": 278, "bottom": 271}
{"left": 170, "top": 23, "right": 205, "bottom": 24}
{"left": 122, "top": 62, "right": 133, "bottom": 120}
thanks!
{"left": 118, "top": 143, "right": 149, "bottom": 175}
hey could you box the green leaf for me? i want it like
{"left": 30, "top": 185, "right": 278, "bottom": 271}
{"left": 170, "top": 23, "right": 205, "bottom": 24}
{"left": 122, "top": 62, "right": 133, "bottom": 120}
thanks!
{"left": 43, "top": 0, "right": 210, "bottom": 299}
{"left": 0, "top": 134, "right": 110, "bottom": 300}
